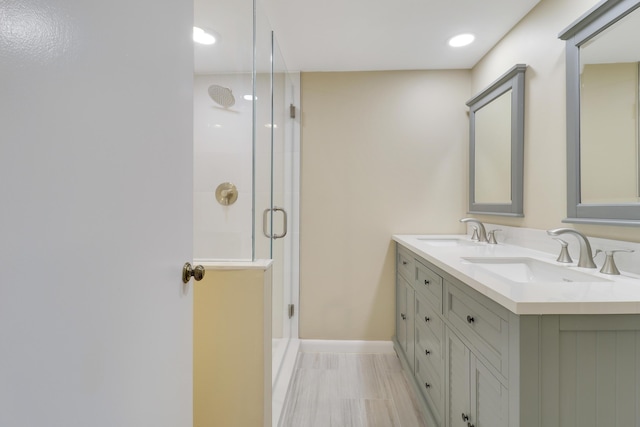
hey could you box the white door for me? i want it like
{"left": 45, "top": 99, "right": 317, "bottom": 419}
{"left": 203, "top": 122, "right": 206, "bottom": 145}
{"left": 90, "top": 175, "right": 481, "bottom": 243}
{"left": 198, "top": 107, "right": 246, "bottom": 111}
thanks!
{"left": 0, "top": 1, "right": 194, "bottom": 426}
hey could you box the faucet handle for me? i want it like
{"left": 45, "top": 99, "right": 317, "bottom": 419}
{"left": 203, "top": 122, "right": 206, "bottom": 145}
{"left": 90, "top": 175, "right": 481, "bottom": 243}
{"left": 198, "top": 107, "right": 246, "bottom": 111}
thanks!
{"left": 487, "top": 229, "right": 502, "bottom": 244}
{"left": 599, "top": 249, "right": 634, "bottom": 275}
{"left": 470, "top": 226, "right": 479, "bottom": 241}
{"left": 553, "top": 238, "right": 573, "bottom": 263}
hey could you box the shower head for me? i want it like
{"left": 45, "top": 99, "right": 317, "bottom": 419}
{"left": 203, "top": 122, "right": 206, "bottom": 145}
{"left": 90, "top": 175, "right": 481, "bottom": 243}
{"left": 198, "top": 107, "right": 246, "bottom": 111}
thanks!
{"left": 208, "top": 84, "right": 235, "bottom": 108}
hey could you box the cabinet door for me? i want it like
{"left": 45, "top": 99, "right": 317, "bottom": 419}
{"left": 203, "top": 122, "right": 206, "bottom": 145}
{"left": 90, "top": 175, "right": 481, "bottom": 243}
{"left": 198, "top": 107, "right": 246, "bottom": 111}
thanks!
{"left": 448, "top": 329, "right": 509, "bottom": 427}
{"left": 448, "top": 331, "right": 471, "bottom": 427}
{"left": 396, "top": 275, "right": 408, "bottom": 353}
{"left": 396, "top": 275, "right": 415, "bottom": 371}
{"left": 470, "top": 356, "right": 508, "bottom": 427}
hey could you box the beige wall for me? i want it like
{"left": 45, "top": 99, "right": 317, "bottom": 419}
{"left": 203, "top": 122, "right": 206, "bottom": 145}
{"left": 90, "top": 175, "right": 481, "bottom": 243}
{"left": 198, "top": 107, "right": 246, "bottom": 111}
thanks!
{"left": 300, "top": 70, "right": 470, "bottom": 340}
{"left": 470, "top": 0, "right": 640, "bottom": 242}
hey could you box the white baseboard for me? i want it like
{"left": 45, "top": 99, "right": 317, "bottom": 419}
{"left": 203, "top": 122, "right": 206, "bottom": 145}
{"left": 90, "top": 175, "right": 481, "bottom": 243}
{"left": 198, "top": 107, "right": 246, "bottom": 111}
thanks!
{"left": 300, "top": 339, "right": 395, "bottom": 354}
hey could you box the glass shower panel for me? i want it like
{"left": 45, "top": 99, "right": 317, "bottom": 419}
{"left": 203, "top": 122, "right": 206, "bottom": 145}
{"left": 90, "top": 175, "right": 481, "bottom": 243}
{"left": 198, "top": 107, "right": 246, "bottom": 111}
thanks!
{"left": 253, "top": 3, "right": 273, "bottom": 262}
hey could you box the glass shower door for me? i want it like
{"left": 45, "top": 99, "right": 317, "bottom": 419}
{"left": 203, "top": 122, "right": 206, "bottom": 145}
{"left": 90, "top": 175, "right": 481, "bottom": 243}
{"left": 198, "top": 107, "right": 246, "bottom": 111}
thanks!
{"left": 253, "top": 10, "right": 299, "bottom": 390}
{"left": 253, "top": 3, "right": 299, "bottom": 394}
{"left": 270, "top": 38, "right": 297, "bottom": 377}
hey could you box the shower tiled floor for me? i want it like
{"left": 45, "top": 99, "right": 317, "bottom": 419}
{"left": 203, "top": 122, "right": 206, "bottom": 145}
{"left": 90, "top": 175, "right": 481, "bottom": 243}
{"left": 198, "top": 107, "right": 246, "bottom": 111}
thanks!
{"left": 279, "top": 352, "right": 428, "bottom": 427}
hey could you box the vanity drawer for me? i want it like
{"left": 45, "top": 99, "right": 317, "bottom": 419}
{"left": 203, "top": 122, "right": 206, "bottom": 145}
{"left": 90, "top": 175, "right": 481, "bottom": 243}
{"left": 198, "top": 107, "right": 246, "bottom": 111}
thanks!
{"left": 415, "top": 292, "right": 444, "bottom": 357}
{"left": 446, "top": 281, "right": 509, "bottom": 376}
{"left": 415, "top": 321, "right": 443, "bottom": 367}
{"left": 397, "top": 245, "right": 415, "bottom": 283}
{"left": 415, "top": 260, "right": 443, "bottom": 312}
{"left": 414, "top": 343, "right": 444, "bottom": 424}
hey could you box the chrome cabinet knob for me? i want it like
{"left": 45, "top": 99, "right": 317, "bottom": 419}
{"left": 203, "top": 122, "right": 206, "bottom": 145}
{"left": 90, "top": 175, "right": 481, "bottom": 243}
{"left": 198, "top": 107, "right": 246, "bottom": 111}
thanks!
{"left": 182, "top": 262, "right": 205, "bottom": 283}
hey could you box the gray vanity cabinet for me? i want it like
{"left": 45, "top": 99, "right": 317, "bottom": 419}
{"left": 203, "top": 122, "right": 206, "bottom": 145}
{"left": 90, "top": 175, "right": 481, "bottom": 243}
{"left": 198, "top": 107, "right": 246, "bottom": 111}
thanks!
{"left": 395, "top": 242, "right": 640, "bottom": 427}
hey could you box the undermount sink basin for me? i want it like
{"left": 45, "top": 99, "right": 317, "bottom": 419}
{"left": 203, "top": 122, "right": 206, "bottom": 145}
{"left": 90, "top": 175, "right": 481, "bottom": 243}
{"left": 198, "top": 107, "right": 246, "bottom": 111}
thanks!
{"left": 461, "top": 257, "right": 612, "bottom": 283}
{"left": 417, "top": 237, "right": 478, "bottom": 247}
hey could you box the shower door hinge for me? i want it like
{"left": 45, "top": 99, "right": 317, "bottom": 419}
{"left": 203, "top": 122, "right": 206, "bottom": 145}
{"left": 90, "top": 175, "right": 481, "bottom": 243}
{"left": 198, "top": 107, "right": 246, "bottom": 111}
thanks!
{"left": 289, "top": 104, "right": 296, "bottom": 119}
{"left": 288, "top": 304, "right": 295, "bottom": 319}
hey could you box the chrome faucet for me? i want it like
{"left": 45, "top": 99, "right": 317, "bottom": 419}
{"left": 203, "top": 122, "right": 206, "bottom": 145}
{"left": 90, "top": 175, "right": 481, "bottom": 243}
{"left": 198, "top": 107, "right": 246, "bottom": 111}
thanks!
{"left": 460, "top": 218, "right": 487, "bottom": 242}
{"left": 546, "top": 228, "right": 597, "bottom": 268}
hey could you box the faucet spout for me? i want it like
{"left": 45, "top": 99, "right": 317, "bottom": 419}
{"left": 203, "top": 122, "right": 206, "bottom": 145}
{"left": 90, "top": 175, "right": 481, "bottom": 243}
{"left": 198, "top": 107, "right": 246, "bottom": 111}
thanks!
{"left": 546, "top": 228, "right": 597, "bottom": 268}
{"left": 460, "top": 218, "right": 488, "bottom": 242}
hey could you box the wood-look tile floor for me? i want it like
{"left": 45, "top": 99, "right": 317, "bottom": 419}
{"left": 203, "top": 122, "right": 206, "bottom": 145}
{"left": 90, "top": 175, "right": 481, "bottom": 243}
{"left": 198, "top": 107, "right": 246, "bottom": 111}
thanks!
{"left": 279, "top": 352, "right": 428, "bottom": 427}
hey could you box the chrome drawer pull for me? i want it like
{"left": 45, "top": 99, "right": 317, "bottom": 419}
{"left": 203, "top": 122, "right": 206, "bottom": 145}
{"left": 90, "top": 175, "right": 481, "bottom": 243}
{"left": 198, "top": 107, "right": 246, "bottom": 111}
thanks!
{"left": 466, "top": 315, "right": 475, "bottom": 324}
{"left": 424, "top": 279, "right": 430, "bottom": 285}
{"left": 424, "top": 316, "right": 430, "bottom": 322}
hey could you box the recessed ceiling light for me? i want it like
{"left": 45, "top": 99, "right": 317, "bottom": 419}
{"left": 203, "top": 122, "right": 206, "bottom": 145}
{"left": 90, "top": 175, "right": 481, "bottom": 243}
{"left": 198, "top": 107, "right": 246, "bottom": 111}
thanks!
{"left": 193, "top": 27, "right": 216, "bottom": 45}
{"left": 243, "top": 95, "right": 257, "bottom": 101}
{"left": 448, "top": 33, "right": 475, "bottom": 47}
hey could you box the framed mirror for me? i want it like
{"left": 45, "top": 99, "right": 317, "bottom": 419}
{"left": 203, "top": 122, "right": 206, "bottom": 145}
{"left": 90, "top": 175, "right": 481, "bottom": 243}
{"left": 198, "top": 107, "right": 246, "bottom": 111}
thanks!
{"left": 560, "top": 0, "right": 640, "bottom": 225}
{"left": 466, "top": 64, "right": 526, "bottom": 216}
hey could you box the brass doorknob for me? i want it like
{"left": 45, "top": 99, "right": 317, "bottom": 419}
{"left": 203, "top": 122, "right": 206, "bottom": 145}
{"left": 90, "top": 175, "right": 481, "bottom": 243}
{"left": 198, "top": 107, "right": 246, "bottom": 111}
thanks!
{"left": 182, "top": 262, "right": 205, "bottom": 283}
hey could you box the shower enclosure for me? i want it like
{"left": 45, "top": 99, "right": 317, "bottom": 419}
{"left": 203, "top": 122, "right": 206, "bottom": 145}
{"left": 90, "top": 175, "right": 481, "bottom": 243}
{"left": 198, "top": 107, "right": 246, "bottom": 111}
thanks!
{"left": 193, "top": 0, "right": 300, "bottom": 423}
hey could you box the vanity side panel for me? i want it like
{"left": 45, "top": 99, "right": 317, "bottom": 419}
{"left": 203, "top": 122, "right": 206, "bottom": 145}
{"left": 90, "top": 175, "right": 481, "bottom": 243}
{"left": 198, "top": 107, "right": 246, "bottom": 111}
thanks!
{"left": 548, "top": 315, "right": 640, "bottom": 427}
{"left": 540, "top": 316, "right": 560, "bottom": 427}
{"left": 615, "top": 331, "right": 640, "bottom": 427}
{"left": 561, "top": 330, "right": 595, "bottom": 427}
{"left": 513, "top": 315, "right": 541, "bottom": 427}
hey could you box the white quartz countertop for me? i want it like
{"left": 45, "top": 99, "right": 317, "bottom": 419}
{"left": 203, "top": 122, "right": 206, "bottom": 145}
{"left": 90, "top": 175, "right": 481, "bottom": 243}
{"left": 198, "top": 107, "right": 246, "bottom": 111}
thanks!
{"left": 393, "top": 234, "right": 640, "bottom": 315}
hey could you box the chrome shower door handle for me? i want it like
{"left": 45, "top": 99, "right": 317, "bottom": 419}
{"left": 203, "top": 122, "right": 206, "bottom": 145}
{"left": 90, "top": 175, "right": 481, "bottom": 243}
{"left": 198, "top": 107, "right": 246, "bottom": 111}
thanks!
{"left": 262, "top": 207, "right": 288, "bottom": 239}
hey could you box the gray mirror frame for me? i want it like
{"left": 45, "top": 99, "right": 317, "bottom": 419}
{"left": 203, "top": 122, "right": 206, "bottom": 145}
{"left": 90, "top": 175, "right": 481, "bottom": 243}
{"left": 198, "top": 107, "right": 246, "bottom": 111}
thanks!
{"left": 466, "top": 64, "right": 526, "bottom": 216}
{"left": 559, "top": 0, "right": 640, "bottom": 226}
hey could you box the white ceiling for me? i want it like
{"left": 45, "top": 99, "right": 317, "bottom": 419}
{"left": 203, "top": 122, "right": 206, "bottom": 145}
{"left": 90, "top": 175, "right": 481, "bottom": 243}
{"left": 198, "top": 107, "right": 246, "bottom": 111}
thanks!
{"left": 194, "top": 0, "right": 541, "bottom": 74}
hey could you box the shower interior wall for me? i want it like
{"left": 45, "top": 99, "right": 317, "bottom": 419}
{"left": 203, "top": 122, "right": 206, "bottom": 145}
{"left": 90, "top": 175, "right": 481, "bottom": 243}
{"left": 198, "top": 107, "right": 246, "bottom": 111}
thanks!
{"left": 193, "top": 72, "right": 286, "bottom": 262}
